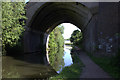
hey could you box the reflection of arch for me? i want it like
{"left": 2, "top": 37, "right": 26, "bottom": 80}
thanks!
{"left": 24, "top": 2, "right": 98, "bottom": 64}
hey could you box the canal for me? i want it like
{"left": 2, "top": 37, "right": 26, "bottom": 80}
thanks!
{"left": 48, "top": 45, "right": 73, "bottom": 73}
{"left": 2, "top": 44, "right": 73, "bottom": 78}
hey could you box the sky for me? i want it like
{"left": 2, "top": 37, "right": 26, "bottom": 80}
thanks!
{"left": 61, "top": 23, "right": 80, "bottom": 39}
{"left": 25, "top": 0, "right": 29, "bottom": 3}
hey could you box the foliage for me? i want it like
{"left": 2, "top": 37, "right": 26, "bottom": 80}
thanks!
{"left": 88, "top": 52, "right": 120, "bottom": 78}
{"left": 48, "top": 26, "right": 84, "bottom": 79}
{"left": 48, "top": 25, "right": 64, "bottom": 50}
{"left": 58, "top": 24, "right": 64, "bottom": 34}
{"left": 49, "top": 47, "right": 64, "bottom": 72}
{"left": 70, "top": 30, "right": 83, "bottom": 46}
{"left": 48, "top": 25, "right": 65, "bottom": 71}
{"left": 49, "top": 52, "right": 84, "bottom": 80}
{"left": 2, "top": 2, "right": 26, "bottom": 54}
{"left": 48, "top": 31, "right": 57, "bottom": 51}
{"left": 111, "top": 48, "right": 120, "bottom": 73}
{"left": 5, "top": 33, "right": 24, "bottom": 55}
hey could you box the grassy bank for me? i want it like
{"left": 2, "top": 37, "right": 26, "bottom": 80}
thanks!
{"left": 49, "top": 54, "right": 84, "bottom": 80}
{"left": 88, "top": 53, "right": 120, "bottom": 78}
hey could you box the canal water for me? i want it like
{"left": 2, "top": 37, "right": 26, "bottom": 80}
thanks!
{"left": 55, "top": 46, "right": 73, "bottom": 73}
{"left": 2, "top": 45, "right": 73, "bottom": 78}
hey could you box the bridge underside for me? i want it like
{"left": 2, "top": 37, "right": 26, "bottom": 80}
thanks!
{"left": 24, "top": 2, "right": 120, "bottom": 64}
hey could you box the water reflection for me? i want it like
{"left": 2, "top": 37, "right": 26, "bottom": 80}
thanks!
{"left": 48, "top": 45, "right": 73, "bottom": 73}
{"left": 2, "top": 55, "right": 57, "bottom": 78}
{"left": 3, "top": 45, "right": 73, "bottom": 78}
{"left": 48, "top": 47, "right": 65, "bottom": 73}
{"left": 63, "top": 48, "right": 73, "bottom": 67}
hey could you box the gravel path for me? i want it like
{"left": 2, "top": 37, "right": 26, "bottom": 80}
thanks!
{"left": 78, "top": 51, "right": 111, "bottom": 78}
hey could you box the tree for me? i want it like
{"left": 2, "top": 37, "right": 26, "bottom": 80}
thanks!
{"left": 58, "top": 24, "right": 64, "bottom": 34}
{"left": 2, "top": 2, "right": 26, "bottom": 54}
{"left": 48, "top": 25, "right": 65, "bottom": 70}
{"left": 48, "top": 31, "right": 58, "bottom": 51}
{"left": 49, "top": 25, "right": 64, "bottom": 50}
{"left": 70, "top": 30, "right": 83, "bottom": 45}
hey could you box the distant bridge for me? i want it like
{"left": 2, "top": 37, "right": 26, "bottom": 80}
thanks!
{"left": 64, "top": 40, "right": 72, "bottom": 45}
{"left": 64, "top": 45, "right": 72, "bottom": 50}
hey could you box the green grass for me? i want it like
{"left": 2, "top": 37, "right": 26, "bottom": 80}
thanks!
{"left": 88, "top": 53, "right": 120, "bottom": 78}
{"left": 49, "top": 54, "right": 84, "bottom": 80}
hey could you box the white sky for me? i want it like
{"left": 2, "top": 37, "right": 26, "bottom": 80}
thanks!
{"left": 61, "top": 23, "right": 80, "bottom": 39}
{"left": 25, "top": 0, "right": 29, "bottom": 3}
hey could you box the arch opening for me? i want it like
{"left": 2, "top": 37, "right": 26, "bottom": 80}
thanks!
{"left": 46, "top": 22, "right": 83, "bottom": 73}
{"left": 24, "top": 2, "right": 93, "bottom": 65}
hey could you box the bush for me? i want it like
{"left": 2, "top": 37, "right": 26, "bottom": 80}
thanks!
{"left": 5, "top": 32, "right": 24, "bottom": 56}
{"left": 2, "top": 2, "right": 26, "bottom": 55}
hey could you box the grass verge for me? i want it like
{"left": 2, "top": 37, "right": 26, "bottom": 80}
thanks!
{"left": 49, "top": 54, "right": 84, "bottom": 80}
{"left": 87, "top": 53, "right": 120, "bottom": 78}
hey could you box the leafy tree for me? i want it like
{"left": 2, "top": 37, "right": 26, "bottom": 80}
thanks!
{"left": 48, "top": 25, "right": 65, "bottom": 71}
{"left": 2, "top": 2, "right": 26, "bottom": 54}
{"left": 70, "top": 30, "right": 83, "bottom": 45}
{"left": 58, "top": 25, "right": 64, "bottom": 34}
{"left": 48, "top": 31, "right": 58, "bottom": 51}
{"left": 54, "top": 27, "right": 64, "bottom": 48}
{"left": 48, "top": 25, "right": 64, "bottom": 50}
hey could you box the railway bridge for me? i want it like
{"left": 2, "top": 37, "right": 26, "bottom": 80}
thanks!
{"left": 24, "top": 2, "right": 120, "bottom": 64}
